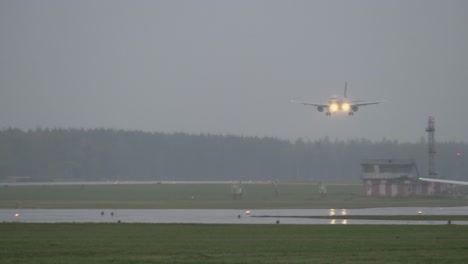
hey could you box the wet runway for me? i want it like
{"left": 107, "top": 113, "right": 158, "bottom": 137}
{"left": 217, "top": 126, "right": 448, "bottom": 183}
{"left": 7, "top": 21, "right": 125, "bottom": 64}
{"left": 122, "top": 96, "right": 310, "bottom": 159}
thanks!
{"left": 2, "top": 207, "right": 468, "bottom": 225}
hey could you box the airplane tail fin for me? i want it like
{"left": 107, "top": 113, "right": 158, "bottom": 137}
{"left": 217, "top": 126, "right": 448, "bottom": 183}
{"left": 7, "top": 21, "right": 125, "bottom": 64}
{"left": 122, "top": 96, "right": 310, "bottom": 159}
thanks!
{"left": 344, "top": 82, "right": 347, "bottom": 98}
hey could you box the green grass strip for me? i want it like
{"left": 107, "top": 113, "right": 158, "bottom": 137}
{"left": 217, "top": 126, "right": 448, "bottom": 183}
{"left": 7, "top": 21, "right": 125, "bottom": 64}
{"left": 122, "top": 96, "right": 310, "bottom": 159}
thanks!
{"left": 1, "top": 223, "right": 468, "bottom": 263}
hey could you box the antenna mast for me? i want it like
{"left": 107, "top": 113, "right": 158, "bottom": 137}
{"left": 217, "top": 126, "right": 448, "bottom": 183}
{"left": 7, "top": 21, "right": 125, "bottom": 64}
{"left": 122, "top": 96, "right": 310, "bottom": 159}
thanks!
{"left": 425, "top": 116, "right": 437, "bottom": 178}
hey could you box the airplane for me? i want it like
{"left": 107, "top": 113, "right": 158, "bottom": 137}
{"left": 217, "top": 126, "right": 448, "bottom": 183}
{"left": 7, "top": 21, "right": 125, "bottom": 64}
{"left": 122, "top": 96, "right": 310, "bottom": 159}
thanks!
{"left": 418, "top": 177, "right": 468, "bottom": 186}
{"left": 291, "top": 82, "right": 384, "bottom": 116}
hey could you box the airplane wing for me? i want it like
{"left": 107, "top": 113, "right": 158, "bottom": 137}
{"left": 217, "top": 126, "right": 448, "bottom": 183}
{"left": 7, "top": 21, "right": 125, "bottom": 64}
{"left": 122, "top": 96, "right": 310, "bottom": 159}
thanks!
{"left": 351, "top": 101, "right": 384, "bottom": 107}
{"left": 291, "top": 100, "right": 328, "bottom": 108}
{"left": 418, "top": 177, "right": 468, "bottom": 186}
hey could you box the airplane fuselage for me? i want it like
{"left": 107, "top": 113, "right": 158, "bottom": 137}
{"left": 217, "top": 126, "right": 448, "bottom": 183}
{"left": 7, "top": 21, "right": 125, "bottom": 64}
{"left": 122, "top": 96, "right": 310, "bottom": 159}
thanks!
{"left": 326, "top": 98, "right": 353, "bottom": 115}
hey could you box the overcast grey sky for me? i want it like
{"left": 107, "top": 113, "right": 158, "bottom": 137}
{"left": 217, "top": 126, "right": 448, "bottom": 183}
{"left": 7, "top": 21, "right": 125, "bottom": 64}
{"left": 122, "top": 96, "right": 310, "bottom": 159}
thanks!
{"left": 1, "top": 0, "right": 467, "bottom": 142}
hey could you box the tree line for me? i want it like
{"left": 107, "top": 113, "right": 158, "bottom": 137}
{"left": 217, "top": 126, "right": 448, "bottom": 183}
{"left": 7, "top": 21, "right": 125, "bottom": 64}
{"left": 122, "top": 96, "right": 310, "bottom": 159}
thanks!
{"left": 0, "top": 128, "right": 466, "bottom": 182}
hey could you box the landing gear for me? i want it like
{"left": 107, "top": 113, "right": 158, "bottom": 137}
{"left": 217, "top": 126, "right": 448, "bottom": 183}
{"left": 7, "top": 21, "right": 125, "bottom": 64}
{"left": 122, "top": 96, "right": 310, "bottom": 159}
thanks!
{"left": 326, "top": 112, "right": 331, "bottom": 116}
{"left": 348, "top": 112, "right": 354, "bottom": 116}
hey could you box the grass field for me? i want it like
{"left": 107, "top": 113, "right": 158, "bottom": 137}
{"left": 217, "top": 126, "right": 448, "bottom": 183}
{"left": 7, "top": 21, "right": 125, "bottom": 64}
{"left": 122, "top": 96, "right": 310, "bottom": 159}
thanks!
{"left": 1, "top": 182, "right": 467, "bottom": 209}
{"left": 1, "top": 223, "right": 468, "bottom": 263}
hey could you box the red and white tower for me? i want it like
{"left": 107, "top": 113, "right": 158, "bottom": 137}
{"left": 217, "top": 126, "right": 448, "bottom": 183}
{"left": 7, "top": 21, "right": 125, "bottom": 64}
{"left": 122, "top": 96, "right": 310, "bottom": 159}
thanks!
{"left": 425, "top": 116, "right": 438, "bottom": 178}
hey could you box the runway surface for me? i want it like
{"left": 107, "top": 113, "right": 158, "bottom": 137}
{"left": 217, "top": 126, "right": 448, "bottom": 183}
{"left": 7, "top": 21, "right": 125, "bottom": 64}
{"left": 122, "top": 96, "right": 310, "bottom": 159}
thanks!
{"left": 2, "top": 207, "right": 468, "bottom": 225}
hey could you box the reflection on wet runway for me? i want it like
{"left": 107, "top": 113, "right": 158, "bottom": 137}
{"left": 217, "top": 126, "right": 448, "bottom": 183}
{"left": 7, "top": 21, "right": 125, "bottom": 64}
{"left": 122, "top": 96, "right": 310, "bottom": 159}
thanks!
{"left": 2, "top": 207, "right": 468, "bottom": 225}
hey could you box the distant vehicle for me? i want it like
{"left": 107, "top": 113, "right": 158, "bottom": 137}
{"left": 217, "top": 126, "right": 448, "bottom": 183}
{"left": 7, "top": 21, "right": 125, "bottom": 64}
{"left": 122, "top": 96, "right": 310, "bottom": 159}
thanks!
{"left": 418, "top": 177, "right": 468, "bottom": 186}
{"left": 291, "top": 82, "right": 385, "bottom": 116}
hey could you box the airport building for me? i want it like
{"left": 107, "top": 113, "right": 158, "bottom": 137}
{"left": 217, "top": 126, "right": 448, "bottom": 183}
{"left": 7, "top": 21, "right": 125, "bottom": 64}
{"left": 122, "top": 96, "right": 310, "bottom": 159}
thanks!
{"left": 361, "top": 159, "right": 445, "bottom": 197}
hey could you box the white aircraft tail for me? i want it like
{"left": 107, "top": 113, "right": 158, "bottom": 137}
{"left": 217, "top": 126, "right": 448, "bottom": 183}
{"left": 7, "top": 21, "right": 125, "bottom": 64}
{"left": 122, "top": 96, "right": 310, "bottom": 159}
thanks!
{"left": 344, "top": 82, "right": 348, "bottom": 98}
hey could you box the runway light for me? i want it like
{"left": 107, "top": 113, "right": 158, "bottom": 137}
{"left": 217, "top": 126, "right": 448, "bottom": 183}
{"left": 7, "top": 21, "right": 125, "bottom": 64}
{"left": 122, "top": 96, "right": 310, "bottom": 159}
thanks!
{"left": 341, "top": 219, "right": 348, "bottom": 225}
{"left": 15, "top": 213, "right": 19, "bottom": 217}
{"left": 341, "top": 209, "right": 347, "bottom": 216}
{"left": 330, "top": 219, "right": 336, "bottom": 225}
{"left": 329, "top": 209, "right": 335, "bottom": 216}
{"left": 245, "top": 210, "right": 251, "bottom": 215}
{"left": 457, "top": 152, "right": 461, "bottom": 157}
{"left": 418, "top": 210, "right": 423, "bottom": 215}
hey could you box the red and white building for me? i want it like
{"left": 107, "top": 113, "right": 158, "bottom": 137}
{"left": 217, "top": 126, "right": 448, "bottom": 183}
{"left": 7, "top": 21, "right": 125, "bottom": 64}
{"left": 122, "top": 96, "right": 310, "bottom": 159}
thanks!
{"left": 361, "top": 159, "right": 446, "bottom": 197}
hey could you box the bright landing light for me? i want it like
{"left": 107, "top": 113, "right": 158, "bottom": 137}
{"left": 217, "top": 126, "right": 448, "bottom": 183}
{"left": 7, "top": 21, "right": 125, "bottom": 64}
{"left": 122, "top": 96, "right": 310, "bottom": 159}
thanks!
{"left": 330, "top": 103, "right": 339, "bottom": 112}
{"left": 341, "top": 103, "right": 350, "bottom": 111}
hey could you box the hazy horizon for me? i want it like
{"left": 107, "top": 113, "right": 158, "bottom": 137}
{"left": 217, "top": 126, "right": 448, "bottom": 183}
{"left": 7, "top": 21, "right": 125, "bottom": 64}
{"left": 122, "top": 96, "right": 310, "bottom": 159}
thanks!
{"left": 2, "top": 0, "right": 468, "bottom": 143}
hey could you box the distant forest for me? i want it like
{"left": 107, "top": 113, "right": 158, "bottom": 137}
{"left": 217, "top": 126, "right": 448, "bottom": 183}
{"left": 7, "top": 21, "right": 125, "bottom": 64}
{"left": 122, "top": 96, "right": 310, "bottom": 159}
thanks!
{"left": 0, "top": 128, "right": 467, "bottom": 182}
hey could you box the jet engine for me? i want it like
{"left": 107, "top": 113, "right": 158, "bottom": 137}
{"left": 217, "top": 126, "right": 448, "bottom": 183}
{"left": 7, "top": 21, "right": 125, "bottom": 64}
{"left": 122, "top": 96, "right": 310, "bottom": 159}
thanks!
{"left": 352, "top": 105, "right": 358, "bottom": 112}
{"left": 317, "top": 106, "right": 324, "bottom": 112}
